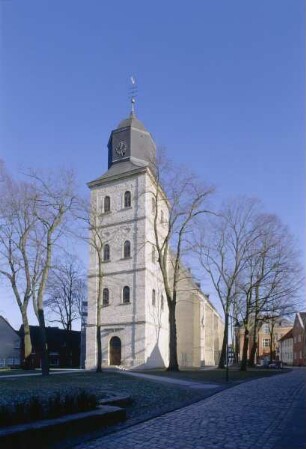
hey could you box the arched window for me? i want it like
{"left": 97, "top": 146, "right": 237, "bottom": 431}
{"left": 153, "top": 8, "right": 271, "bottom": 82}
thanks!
{"left": 103, "top": 288, "right": 109, "bottom": 306}
{"left": 104, "top": 196, "right": 110, "bottom": 213}
{"left": 152, "top": 289, "right": 156, "bottom": 306}
{"left": 161, "top": 295, "right": 164, "bottom": 311}
{"left": 124, "top": 191, "right": 131, "bottom": 208}
{"left": 123, "top": 286, "right": 130, "bottom": 304}
{"left": 124, "top": 240, "right": 131, "bottom": 258}
{"left": 103, "top": 244, "right": 110, "bottom": 261}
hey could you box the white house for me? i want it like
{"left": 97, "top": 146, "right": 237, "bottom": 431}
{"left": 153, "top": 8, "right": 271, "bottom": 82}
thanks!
{"left": 279, "top": 329, "right": 293, "bottom": 365}
{"left": 0, "top": 315, "right": 21, "bottom": 368}
{"left": 85, "top": 112, "right": 223, "bottom": 369}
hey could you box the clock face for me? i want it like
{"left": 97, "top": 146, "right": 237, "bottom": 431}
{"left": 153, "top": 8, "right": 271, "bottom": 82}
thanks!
{"left": 115, "top": 141, "right": 127, "bottom": 157}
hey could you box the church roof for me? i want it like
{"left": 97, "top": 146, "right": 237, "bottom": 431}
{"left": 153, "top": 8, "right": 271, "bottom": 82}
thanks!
{"left": 88, "top": 158, "right": 148, "bottom": 188}
{"left": 88, "top": 111, "right": 155, "bottom": 188}
{"left": 117, "top": 113, "right": 147, "bottom": 132}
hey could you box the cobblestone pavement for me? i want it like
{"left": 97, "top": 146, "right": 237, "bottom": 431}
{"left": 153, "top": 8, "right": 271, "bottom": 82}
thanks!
{"left": 74, "top": 368, "right": 306, "bottom": 449}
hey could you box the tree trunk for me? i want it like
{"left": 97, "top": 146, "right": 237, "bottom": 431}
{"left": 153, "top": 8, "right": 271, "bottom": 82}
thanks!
{"left": 269, "top": 340, "right": 273, "bottom": 364}
{"left": 240, "top": 327, "right": 249, "bottom": 371}
{"left": 96, "top": 324, "right": 102, "bottom": 372}
{"left": 248, "top": 324, "right": 258, "bottom": 367}
{"left": 167, "top": 301, "right": 179, "bottom": 371}
{"left": 96, "top": 266, "right": 103, "bottom": 373}
{"left": 37, "top": 308, "right": 49, "bottom": 376}
{"left": 249, "top": 341, "right": 257, "bottom": 367}
{"left": 218, "top": 312, "right": 228, "bottom": 369}
{"left": 21, "top": 311, "right": 32, "bottom": 368}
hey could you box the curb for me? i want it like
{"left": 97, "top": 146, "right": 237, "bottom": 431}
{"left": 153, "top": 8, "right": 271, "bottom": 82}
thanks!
{"left": 0, "top": 405, "right": 126, "bottom": 449}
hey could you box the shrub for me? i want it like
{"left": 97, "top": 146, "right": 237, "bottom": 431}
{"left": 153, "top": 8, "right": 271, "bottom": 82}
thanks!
{"left": 0, "top": 389, "right": 98, "bottom": 428}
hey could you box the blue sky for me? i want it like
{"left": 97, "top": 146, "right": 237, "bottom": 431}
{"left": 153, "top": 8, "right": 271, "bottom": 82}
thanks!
{"left": 0, "top": 1, "right": 304, "bottom": 328}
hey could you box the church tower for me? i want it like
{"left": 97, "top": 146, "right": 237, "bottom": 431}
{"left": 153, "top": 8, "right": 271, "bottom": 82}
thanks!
{"left": 85, "top": 111, "right": 169, "bottom": 369}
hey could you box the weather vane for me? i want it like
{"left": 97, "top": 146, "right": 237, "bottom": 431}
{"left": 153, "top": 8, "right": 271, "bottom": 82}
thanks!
{"left": 129, "top": 75, "right": 137, "bottom": 115}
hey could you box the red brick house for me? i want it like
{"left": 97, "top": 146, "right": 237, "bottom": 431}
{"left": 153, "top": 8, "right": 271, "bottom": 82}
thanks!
{"left": 19, "top": 326, "right": 81, "bottom": 369}
{"left": 292, "top": 312, "right": 306, "bottom": 366}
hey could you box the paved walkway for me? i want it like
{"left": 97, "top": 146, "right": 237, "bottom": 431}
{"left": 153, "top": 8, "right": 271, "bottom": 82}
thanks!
{"left": 75, "top": 368, "right": 306, "bottom": 449}
{"left": 108, "top": 369, "right": 220, "bottom": 389}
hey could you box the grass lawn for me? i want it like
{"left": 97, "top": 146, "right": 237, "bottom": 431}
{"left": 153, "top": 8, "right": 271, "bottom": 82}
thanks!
{"left": 0, "top": 370, "right": 215, "bottom": 423}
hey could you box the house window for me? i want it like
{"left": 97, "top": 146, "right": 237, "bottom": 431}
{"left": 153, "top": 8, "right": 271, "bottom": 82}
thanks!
{"left": 152, "top": 289, "right": 156, "bottom": 306}
{"left": 298, "top": 334, "right": 302, "bottom": 343}
{"left": 262, "top": 338, "right": 270, "bottom": 348}
{"left": 124, "top": 191, "right": 131, "bottom": 208}
{"left": 124, "top": 240, "right": 131, "bottom": 258}
{"left": 103, "top": 288, "right": 109, "bottom": 306}
{"left": 103, "top": 244, "right": 110, "bottom": 261}
{"left": 161, "top": 295, "right": 164, "bottom": 311}
{"left": 104, "top": 196, "right": 111, "bottom": 213}
{"left": 123, "top": 286, "right": 130, "bottom": 304}
{"left": 262, "top": 324, "right": 270, "bottom": 333}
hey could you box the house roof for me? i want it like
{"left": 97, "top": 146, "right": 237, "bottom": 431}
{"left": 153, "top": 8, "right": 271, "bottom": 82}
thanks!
{"left": 279, "top": 328, "right": 293, "bottom": 341}
{"left": 297, "top": 312, "right": 306, "bottom": 329}
{"left": 0, "top": 315, "right": 20, "bottom": 336}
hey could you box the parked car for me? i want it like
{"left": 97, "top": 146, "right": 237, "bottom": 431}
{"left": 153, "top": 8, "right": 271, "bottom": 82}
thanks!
{"left": 268, "top": 361, "right": 283, "bottom": 369}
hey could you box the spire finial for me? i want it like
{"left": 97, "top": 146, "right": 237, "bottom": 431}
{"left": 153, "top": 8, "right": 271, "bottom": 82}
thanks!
{"left": 129, "top": 75, "right": 137, "bottom": 116}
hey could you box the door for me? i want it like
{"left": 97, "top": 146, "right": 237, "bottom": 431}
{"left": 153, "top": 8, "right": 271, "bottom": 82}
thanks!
{"left": 110, "top": 336, "right": 121, "bottom": 365}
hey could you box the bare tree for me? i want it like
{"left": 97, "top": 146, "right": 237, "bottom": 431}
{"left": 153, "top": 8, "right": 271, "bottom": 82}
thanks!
{"left": 0, "top": 174, "right": 37, "bottom": 366}
{"left": 0, "top": 166, "right": 77, "bottom": 375}
{"left": 45, "top": 255, "right": 86, "bottom": 331}
{"left": 239, "top": 213, "right": 303, "bottom": 369}
{"left": 29, "top": 170, "right": 77, "bottom": 375}
{"left": 197, "top": 198, "right": 262, "bottom": 369}
{"left": 198, "top": 196, "right": 303, "bottom": 371}
{"left": 150, "top": 153, "right": 215, "bottom": 371}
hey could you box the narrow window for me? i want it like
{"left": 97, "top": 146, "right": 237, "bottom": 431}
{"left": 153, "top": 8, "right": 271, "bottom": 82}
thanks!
{"left": 152, "top": 197, "right": 156, "bottom": 214}
{"left": 124, "top": 240, "right": 131, "bottom": 258}
{"left": 123, "top": 286, "right": 130, "bottom": 304}
{"left": 124, "top": 191, "right": 131, "bottom": 208}
{"left": 103, "top": 244, "right": 110, "bottom": 261}
{"left": 152, "top": 246, "right": 156, "bottom": 263}
{"left": 160, "top": 210, "right": 164, "bottom": 223}
{"left": 161, "top": 295, "right": 164, "bottom": 311}
{"left": 103, "top": 288, "right": 109, "bottom": 306}
{"left": 104, "top": 196, "right": 111, "bottom": 213}
{"left": 152, "top": 289, "right": 156, "bottom": 306}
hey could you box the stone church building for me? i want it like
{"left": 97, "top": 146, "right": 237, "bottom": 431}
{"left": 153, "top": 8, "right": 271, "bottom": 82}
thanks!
{"left": 85, "top": 111, "right": 224, "bottom": 369}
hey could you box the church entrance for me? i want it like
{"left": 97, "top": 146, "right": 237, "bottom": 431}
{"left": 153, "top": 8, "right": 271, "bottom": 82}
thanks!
{"left": 109, "top": 336, "right": 121, "bottom": 365}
